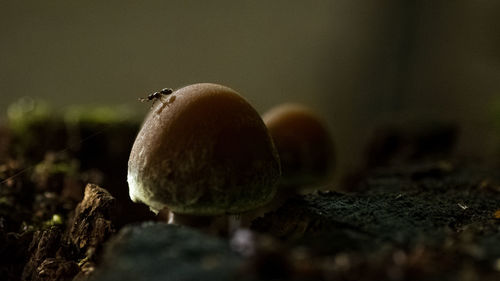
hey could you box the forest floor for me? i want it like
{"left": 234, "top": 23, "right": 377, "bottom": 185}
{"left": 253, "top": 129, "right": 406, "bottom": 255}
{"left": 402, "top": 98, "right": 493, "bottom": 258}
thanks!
{"left": 1, "top": 104, "right": 500, "bottom": 281}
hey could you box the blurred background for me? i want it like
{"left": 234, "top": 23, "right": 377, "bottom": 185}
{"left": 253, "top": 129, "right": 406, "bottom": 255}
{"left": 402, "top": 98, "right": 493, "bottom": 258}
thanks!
{"left": 1, "top": 0, "right": 499, "bottom": 184}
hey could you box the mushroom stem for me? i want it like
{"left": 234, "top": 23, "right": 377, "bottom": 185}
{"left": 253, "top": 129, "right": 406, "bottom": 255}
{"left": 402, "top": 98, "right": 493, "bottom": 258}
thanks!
{"left": 167, "top": 211, "right": 233, "bottom": 236}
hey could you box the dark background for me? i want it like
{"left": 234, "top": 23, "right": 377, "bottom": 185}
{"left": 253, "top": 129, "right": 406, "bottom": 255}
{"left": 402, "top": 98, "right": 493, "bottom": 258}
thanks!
{"left": 1, "top": 0, "right": 499, "bottom": 182}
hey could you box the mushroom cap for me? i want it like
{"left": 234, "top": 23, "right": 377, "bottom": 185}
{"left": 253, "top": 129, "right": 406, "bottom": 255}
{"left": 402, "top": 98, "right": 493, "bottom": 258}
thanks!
{"left": 262, "top": 103, "right": 334, "bottom": 187}
{"left": 128, "top": 83, "right": 280, "bottom": 215}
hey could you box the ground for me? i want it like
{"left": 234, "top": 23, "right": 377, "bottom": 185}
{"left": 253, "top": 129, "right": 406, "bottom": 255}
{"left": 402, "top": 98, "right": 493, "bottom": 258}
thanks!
{"left": 1, "top": 102, "right": 500, "bottom": 281}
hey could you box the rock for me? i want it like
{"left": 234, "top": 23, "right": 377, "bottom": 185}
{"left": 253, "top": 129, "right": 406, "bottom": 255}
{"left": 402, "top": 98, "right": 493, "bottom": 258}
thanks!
{"left": 252, "top": 193, "right": 379, "bottom": 248}
{"left": 230, "top": 229, "right": 293, "bottom": 280}
{"left": 22, "top": 226, "right": 69, "bottom": 281}
{"left": 254, "top": 164, "right": 500, "bottom": 246}
{"left": 91, "top": 223, "right": 247, "bottom": 281}
{"left": 34, "top": 258, "right": 79, "bottom": 281}
{"left": 250, "top": 164, "right": 500, "bottom": 280}
{"left": 69, "top": 184, "right": 117, "bottom": 253}
{"left": 66, "top": 183, "right": 119, "bottom": 281}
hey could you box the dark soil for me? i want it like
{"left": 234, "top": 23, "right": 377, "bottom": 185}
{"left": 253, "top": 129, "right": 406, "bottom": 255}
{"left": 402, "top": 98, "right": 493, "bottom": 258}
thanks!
{"left": 1, "top": 109, "right": 500, "bottom": 281}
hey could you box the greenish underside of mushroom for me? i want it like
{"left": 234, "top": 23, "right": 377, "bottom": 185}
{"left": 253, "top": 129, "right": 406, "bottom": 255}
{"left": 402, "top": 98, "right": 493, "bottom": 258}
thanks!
{"left": 128, "top": 170, "right": 278, "bottom": 216}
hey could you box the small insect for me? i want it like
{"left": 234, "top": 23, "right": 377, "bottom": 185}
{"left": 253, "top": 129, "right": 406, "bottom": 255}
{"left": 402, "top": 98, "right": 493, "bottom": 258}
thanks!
{"left": 139, "top": 88, "right": 173, "bottom": 107}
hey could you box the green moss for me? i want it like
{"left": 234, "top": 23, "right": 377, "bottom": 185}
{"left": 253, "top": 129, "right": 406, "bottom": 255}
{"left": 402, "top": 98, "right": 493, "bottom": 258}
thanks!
{"left": 63, "top": 105, "right": 140, "bottom": 126}
{"left": 7, "top": 98, "right": 55, "bottom": 136}
{"left": 6, "top": 98, "right": 65, "bottom": 158}
{"left": 7, "top": 98, "right": 140, "bottom": 132}
{"left": 0, "top": 196, "right": 12, "bottom": 206}
{"left": 20, "top": 221, "right": 36, "bottom": 232}
{"left": 51, "top": 214, "right": 63, "bottom": 225}
{"left": 43, "top": 214, "right": 64, "bottom": 228}
{"left": 34, "top": 158, "right": 78, "bottom": 178}
{"left": 6, "top": 98, "right": 141, "bottom": 159}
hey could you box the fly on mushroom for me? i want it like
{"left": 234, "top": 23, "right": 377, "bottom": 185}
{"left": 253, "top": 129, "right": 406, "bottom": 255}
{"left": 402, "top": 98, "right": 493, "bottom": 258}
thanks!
{"left": 139, "top": 88, "right": 173, "bottom": 107}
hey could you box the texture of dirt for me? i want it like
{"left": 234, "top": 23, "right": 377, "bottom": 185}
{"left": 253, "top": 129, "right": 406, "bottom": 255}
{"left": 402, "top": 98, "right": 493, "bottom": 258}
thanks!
{"left": 1, "top": 110, "right": 500, "bottom": 281}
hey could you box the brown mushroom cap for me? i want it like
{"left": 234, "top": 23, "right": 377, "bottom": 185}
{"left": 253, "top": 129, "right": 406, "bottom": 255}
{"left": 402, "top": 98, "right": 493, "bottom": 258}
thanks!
{"left": 262, "top": 103, "right": 334, "bottom": 187}
{"left": 128, "top": 83, "right": 280, "bottom": 215}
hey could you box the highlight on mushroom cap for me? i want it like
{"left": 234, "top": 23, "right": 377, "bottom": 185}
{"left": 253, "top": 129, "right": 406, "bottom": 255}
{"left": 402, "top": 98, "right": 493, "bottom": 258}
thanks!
{"left": 127, "top": 83, "right": 281, "bottom": 215}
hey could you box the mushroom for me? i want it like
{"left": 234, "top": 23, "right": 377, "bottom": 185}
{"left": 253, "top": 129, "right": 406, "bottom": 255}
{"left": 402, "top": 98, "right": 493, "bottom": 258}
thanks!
{"left": 262, "top": 103, "right": 335, "bottom": 191}
{"left": 127, "top": 83, "right": 280, "bottom": 233}
{"left": 239, "top": 103, "right": 335, "bottom": 225}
